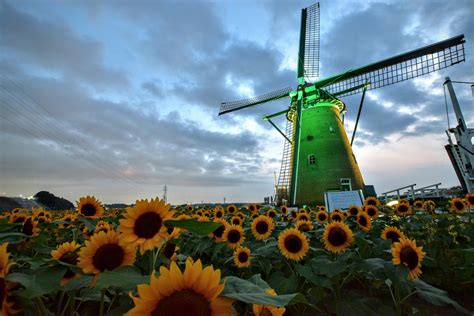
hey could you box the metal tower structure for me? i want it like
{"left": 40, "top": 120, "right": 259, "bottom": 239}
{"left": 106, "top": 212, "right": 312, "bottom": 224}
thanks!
{"left": 218, "top": 2, "right": 466, "bottom": 206}
{"left": 444, "top": 77, "right": 474, "bottom": 193}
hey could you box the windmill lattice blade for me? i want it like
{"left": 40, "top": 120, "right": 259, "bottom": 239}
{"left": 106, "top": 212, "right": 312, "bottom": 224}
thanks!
{"left": 304, "top": 2, "right": 320, "bottom": 81}
{"left": 218, "top": 87, "right": 292, "bottom": 116}
{"left": 320, "top": 34, "right": 465, "bottom": 97}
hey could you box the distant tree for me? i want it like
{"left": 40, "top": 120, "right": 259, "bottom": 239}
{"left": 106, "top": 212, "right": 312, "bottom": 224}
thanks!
{"left": 34, "top": 191, "right": 74, "bottom": 210}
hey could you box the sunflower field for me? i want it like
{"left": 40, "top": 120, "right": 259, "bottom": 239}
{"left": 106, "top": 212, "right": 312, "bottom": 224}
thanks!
{"left": 0, "top": 194, "right": 473, "bottom": 315}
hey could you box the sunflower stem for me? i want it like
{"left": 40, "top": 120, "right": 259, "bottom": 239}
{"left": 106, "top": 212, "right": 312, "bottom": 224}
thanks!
{"left": 400, "top": 289, "right": 417, "bottom": 305}
{"left": 56, "top": 290, "right": 65, "bottom": 315}
{"left": 106, "top": 292, "right": 118, "bottom": 313}
{"left": 59, "top": 295, "right": 70, "bottom": 316}
{"left": 99, "top": 288, "right": 106, "bottom": 316}
{"left": 36, "top": 297, "right": 48, "bottom": 316}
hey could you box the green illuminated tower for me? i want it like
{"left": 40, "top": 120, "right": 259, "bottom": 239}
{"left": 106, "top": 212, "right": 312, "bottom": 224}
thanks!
{"left": 218, "top": 3, "right": 465, "bottom": 206}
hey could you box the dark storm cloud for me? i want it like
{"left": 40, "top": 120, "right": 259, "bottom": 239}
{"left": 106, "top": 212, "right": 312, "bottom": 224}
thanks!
{"left": 0, "top": 2, "right": 128, "bottom": 88}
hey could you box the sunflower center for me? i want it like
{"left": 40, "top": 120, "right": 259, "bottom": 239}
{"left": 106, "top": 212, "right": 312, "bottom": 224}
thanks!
{"left": 367, "top": 200, "right": 376, "bottom": 206}
{"left": 256, "top": 221, "right": 269, "bottom": 234}
{"left": 284, "top": 235, "right": 303, "bottom": 253}
{"left": 367, "top": 208, "right": 376, "bottom": 216}
{"left": 81, "top": 203, "right": 97, "bottom": 216}
{"left": 163, "top": 243, "right": 176, "bottom": 259}
{"left": 454, "top": 201, "right": 465, "bottom": 210}
{"left": 386, "top": 231, "right": 401, "bottom": 243}
{"left": 152, "top": 289, "right": 211, "bottom": 316}
{"left": 22, "top": 219, "right": 34, "bottom": 236}
{"left": 299, "top": 215, "right": 308, "bottom": 221}
{"left": 268, "top": 211, "right": 276, "bottom": 218}
{"left": 60, "top": 253, "right": 78, "bottom": 279}
{"left": 349, "top": 208, "right": 358, "bottom": 215}
{"left": 228, "top": 206, "right": 236, "bottom": 213}
{"left": 358, "top": 216, "right": 368, "bottom": 227}
{"left": 213, "top": 225, "right": 225, "bottom": 238}
{"left": 400, "top": 246, "right": 419, "bottom": 270}
{"left": 232, "top": 218, "right": 240, "bottom": 225}
{"left": 216, "top": 211, "right": 223, "bottom": 218}
{"left": 260, "top": 307, "right": 273, "bottom": 316}
{"left": 238, "top": 251, "right": 248, "bottom": 263}
{"left": 318, "top": 214, "right": 326, "bottom": 221}
{"left": 328, "top": 227, "right": 347, "bottom": 246}
{"left": 227, "top": 230, "right": 241, "bottom": 243}
{"left": 332, "top": 214, "right": 342, "bottom": 222}
{"left": 467, "top": 196, "right": 474, "bottom": 205}
{"left": 0, "top": 278, "right": 5, "bottom": 304}
{"left": 133, "top": 212, "right": 162, "bottom": 239}
{"left": 92, "top": 243, "right": 125, "bottom": 271}
{"left": 398, "top": 205, "right": 408, "bottom": 213}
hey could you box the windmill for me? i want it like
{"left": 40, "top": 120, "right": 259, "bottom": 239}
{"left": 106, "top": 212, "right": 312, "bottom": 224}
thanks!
{"left": 218, "top": 3, "right": 466, "bottom": 206}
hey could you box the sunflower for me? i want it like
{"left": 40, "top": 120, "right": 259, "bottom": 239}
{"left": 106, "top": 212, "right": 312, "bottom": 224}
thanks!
{"left": 213, "top": 206, "right": 224, "bottom": 219}
{"left": 51, "top": 241, "right": 81, "bottom": 286}
{"left": 0, "top": 243, "right": 16, "bottom": 315}
{"left": 365, "top": 205, "right": 379, "bottom": 219}
{"left": 289, "top": 210, "right": 298, "bottom": 220}
{"left": 253, "top": 288, "right": 285, "bottom": 316}
{"left": 364, "top": 196, "right": 380, "bottom": 206}
{"left": 318, "top": 205, "right": 326, "bottom": 212}
{"left": 196, "top": 210, "right": 204, "bottom": 217}
{"left": 278, "top": 228, "right": 309, "bottom": 261}
{"left": 280, "top": 205, "right": 288, "bottom": 216}
{"left": 342, "top": 211, "right": 349, "bottom": 218}
{"left": 413, "top": 200, "right": 424, "bottom": 209}
{"left": 330, "top": 212, "right": 343, "bottom": 222}
{"left": 356, "top": 212, "right": 371, "bottom": 232}
{"left": 422, "top": 200, "right": 436, "bottom": 216}
{"left": 450, "top": 198, "right": 467, "bottom": 214}
{"left": 296, "top": 213, "right": 310, "bottom": 222}
{"left": 398, "top": 198, "right": 409, "bottom": 205}
{"left": 381, "top": 226, "right": 406, "bottom": 243}
{"left": 322, "top": 221, "right": 353, "bottom": 254}
{"left": 395, "top": 203, "right": 412, "bottom": 216}
{"left": 186, "top": 205, "right": 193, "bottom": 212}
{"left": 347, "top": 205, "right": 361, "bottom": 216}
{"left": 94, "top": 221, "right": 112, "bottom": 234}
{"left": 226, "top": 204, "right": 237, "bottom": 215}
{"left": 119, "top": 198, "right": 175, "bottom": 255}
{"left": 0, "top": 243, "right": 13, "bottom": 278}
{"left": 251, "top": 213, "right": 259, "bottom": 220}
{"left": 295, "top": 220, "right": 314, "bottom": 232}
{"left": 223, "top": 224, "right": 245, "bottom": 249}
{"left": 10, "top": 214, "right": 26, "bottom": 224}
{"left": 466, "top": 194, "right": 474, "bottom": 207}
{"left": 332, "top": 208, "right": 341, "bottom": 213}
{"left": 236, "top": 212, "right": 246, "bottom": 220}
{"left": 76, "top": 196, "right": 104, "bottom": 219}
{"left": 247, "top": 204, "right": 257, "bottom": 213}
{"left": 59, "top": 213, "right": 77, "bottom": 229}
{"left": 209, "top": 219, "right": 227, "bottom": 242}
{"left": 234, "top": 246, "right": 251, "bottom": 268}
{"left": 230, "top": 216, "right": 243, "bottom": 226}
{"left": 78, "top": 230, "right": 136, "bottom": 275}
{"left": 162, "top": 242, "right": 179, "bottom": 261}
{"left": 251, "top": 215, "right": 274, "bottom": 240}
{"left": 21, "top": 217, "right": 39, "bottom": 237}
{"left": 392, "top": 238, "right": 426, "bottom": 280}
{"left": 177, "top": 214, "right": 191, "bottom": 221}
{"left": 126, "top": 259, "right": 233, "bottom": 316}
{"left": 266, "top": 209, "right": 278, "bottom": 219}
{"left": 316, "top": 210, "right": 328, "bottom": 224}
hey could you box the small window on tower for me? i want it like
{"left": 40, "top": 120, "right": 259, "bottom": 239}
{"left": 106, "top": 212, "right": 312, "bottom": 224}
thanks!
{"left": 308, "top": 155, "right": 316, "bottom": 165}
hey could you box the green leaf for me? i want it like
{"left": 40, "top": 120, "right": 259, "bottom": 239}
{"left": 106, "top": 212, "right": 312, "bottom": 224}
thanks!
{"left": 164, "top": 220, "right": 221, "bottom": 236}
{"left": 95, "top": 266, "right": 150, "bottom": 290}
{"left": 6, "top": 265, "right": 66, "bottom": 299}
{"left": 77, "top": 217, "right": 96, "bottom": 231}
{"left": 0, "top": 232, "right": 27, "bottom": 241}
{"left": 222, "top": 276, "right": 298, "bottom": 307}
{"left": 63, "top": 275, "right": 94, "bottom": 292}
{"left": 411, "top": 279, "right": 469, "bottom": 314}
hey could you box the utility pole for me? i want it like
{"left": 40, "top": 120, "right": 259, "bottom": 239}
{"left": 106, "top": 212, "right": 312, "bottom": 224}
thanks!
{"left": 163, "top": 185, "right": 167, "bottom": 203}
{"left": 223, "top": 197, "right": 226, "bottom": 206}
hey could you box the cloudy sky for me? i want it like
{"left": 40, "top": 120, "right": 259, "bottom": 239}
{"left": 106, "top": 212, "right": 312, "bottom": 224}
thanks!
{"left": 1, "top": 0, "right": 473, "bottom": 205}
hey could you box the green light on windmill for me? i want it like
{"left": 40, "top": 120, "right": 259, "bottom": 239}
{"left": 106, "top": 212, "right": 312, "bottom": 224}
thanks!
{"left": 217, "top": 2, "right": 465, "bottom": 206}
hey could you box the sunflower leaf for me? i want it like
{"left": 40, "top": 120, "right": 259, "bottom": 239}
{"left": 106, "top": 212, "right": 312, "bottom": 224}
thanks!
{"left": 95, "top": 266, "right": 150, "bottom": 290}
{"left": 6, "top": 265, "right": 66, "bottom": 299}
{"left": 164, "top": 220, "right": 221, "bottom": 236}
{"left": 222, "top": 276, "right": 298, "bottom": 307}
{"left": 411, "top": 279, "right": 470, "bottom": 314}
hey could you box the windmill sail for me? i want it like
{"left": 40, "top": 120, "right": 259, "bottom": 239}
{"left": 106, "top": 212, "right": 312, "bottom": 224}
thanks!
{"left": 303, "top": 3, "right": 320, "bottom": 81}
{"left": 276, "top": 119, "right": 294, "bottom": 204}
{"left": 320, "top": 34, "right": 465, "bottom": 97}
{"left": 218, "top": 86, "right": 292, "bottom": 116}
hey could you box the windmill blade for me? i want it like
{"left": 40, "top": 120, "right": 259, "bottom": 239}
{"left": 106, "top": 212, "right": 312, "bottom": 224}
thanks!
{"left": 218, "top": 87, "right": 292, "bottom": 116}
{"left": 319, "top": 34, "right": 465, "bottom": 97}
{"left": 303, "top": 3, "right": 320, "bottom": 81}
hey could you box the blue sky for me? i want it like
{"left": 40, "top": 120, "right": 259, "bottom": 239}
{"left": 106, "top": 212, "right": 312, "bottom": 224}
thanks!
{"left": 1, "top": 0, "right": 473, "bottom": 204}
